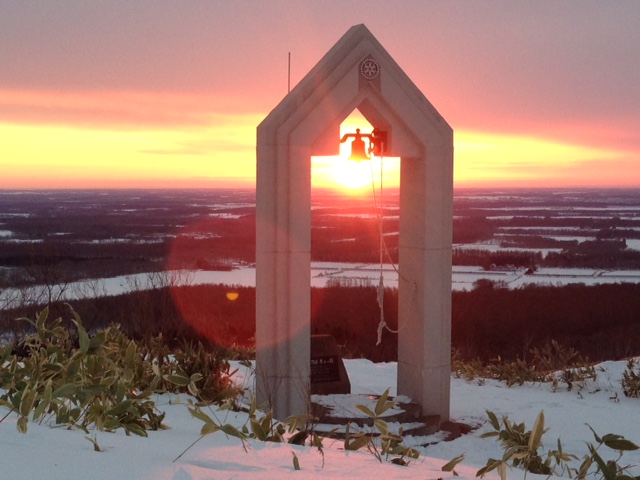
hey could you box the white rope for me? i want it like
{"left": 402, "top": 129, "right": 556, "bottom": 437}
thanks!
{"left": 369, "top": 154, "right": 417, "bottom": 345}
{"left": 373, "top": 154, "right": 385, "bottom": 345}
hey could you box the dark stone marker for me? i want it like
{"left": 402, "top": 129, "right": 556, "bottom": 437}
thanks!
{"left": 311, "top": 355, "right": 340, "bottom": 383}
{"left": 310, "top": 334, "right": 351, "bottom": 395}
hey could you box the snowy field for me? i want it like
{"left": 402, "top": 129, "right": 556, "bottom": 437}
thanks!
{"left": 4, "top": 263, "right": 640, "bottom": 310}
{"left": 1, "top": 358, "right": 638, "bottom": 480}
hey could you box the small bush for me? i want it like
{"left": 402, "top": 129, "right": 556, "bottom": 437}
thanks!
{"left": 621, "top": 358, "right": 640, "bottom": 398}
{"left": 141, "top": 336, "right": 241, "bottom": 403}
{"left": 478, "top": 410, "right": 556, "bottom": 478}
{"left": 0, "top": 308, "right": 165, "bottom": 435}
{"left": 486, "top": 357, "right": 547, "bottom": 386}
{"left": 476, "top": 411, "right": 639, "bottom": 480}
{"left": 344, "top": 388, "right": 420, "bottom": 466}
{"left": 452, "top": 341, "right": 597, "bottom": 390}
{"left": 0, "top": 307, "right": 239, "bottom": 435}
{"left": 530, "top": 339, "right": 583, "bottom": 371}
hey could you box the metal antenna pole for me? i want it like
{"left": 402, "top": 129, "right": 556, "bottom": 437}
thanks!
{"left": 288, "top": 52, "right": 291, "bottom": 93}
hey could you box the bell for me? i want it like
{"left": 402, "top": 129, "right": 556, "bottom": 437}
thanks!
{"left": 348, "top": 135, "right": 370, "bottom": 161}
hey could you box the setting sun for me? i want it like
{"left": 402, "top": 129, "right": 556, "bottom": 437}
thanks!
{"left": 330, "top": 158, "right": 375, "bottom": 190}
{"left": 312, "top": 111, "right": 400, "bottom": 193}
{"left": 312, "top": 154, "right": 400, "bottom": 193}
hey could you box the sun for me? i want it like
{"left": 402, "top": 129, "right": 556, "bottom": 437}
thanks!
{"left": 311, "top": 110, "right": 400, "bottom": 192}
{"left": 313, "top": 156, "right": 373, "bottom": 191}
{"left": 334, "top": 159, "right": 374, "bottom": 190}
{"left": 312, "top": 152, "right": 400, "bottom": 193}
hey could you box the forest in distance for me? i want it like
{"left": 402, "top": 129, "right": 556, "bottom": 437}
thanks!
{"left": 1, "top": 187, "right": 640, "bottom": 363}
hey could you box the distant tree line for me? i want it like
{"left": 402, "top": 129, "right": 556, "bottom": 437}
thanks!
{"left": 454, "top": 239, "right": 640, "bottom": 270}
{"left": 544, "top": 239, "right": 640, "bottom": 269}
{"left": 4, "top": 282, "right": 640, "bottom": 365}
{"left": 4, "top": 213, "right": 640, "bottom": 286}
{"left": 453, "top": 249, "right": 542, "bottom": 270}
{"left": 597, "top": 227, "right": 640, "bottom": 239}
{"left": 452, "top": 282, "right": 640, "bottom": 362}
{"left": 0, "top": 214, "right": 256, "bottom": 286}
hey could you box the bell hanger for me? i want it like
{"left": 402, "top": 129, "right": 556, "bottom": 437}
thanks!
{"left": 340, "top": 128, "right": 386, "bottom": 161}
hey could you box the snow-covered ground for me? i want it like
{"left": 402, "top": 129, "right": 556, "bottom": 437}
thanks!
{"left": 4, "top": 263, "right": 640, "bottom": 310}
{"left": 1, "top": 358, "right": 638, "bottom": 479}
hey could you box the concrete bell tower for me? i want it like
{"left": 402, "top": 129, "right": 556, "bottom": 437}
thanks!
{"left": 256, "top": 24, "right": 453, "bottom": 422}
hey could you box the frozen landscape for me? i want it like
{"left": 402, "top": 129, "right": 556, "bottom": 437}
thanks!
{"left": 5, "top": 263, "right": 640, "bottom": 311}
{"left": 1, "top": 358, "right": 638, "bottom": 479}
{"left": 3, "top": 1, "right": 640, "bottom": 477}
{"left": 2, "top": 188, "right": 640, "bottom": 478}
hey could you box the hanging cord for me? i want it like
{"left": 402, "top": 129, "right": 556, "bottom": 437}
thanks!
{"left": 373, "top": 155, "right": 386, "bottom": 345}
{"left": 370, "top": 154, "right": 417, "bottom": 345}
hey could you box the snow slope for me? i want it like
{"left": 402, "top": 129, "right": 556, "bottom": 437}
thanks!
{"left": 1, "top": 359, "right": 639, "bottom": 480}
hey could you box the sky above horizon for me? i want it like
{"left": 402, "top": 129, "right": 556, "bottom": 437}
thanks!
{"left": 1, "top": 1, "right": 639, "bottom": 190}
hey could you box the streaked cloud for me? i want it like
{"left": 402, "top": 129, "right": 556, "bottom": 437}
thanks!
{"left": 1, "top": 1, "right": 639, "bottom": 188}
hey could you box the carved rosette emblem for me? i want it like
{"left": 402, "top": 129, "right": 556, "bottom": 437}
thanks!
{"left": 360, "top": 57, "right": 380, "bottom": 80}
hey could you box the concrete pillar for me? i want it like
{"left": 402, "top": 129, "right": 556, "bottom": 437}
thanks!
{"left": 256, "top": 144, "right": 311, "bottom": 419}
{"left": 397, "top": 149, "right": 452, "bottom": 420}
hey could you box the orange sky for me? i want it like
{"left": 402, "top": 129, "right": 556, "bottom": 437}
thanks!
{"left": 1, "top": 2, "right": 638, "bottom": 190}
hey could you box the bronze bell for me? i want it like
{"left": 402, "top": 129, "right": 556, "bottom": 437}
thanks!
{"left": 347, "top": 128, "right": 370, "bottom": 161}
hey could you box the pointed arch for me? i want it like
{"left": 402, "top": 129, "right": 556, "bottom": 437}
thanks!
{"left": 256, "top": 24, "right": 453, "bottom": 422}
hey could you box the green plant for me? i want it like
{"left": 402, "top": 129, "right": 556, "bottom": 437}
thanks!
{"left": 185, "top": 395, "right": 324, "bottom": 445}
{"left": 453, "top": 341, "right": 599, "bottom": 391}
{"left": 344, "top": 388, "right": 420, "bottom": 466}
{"left": 452, "top": 349, "right": 487, "bottom": 382}
{"left": 477, "top": 411, "right": 639, "bottom": 480}
{"left": 477, "top": 410, "right": 561, "bottom": 479}
{"left": 442, "top": 454, "right": 465, "bottom": 476}
{"left": 0, "top": 307, "right": 240, "bottom": 437}
{"left": 487, "top": 357, "right": 547, "bottom": 387}
{"left": 291, "top": 451, "right": 301, "bottom": 470}
{"left": 85, "top": 434, "right": 101, "bottom": 452}
{"left": 177, "top": 383, "right": 328, "bottom": 465}
{"left": 531, "top": 340, "right": 582, "bottom": 372}
{"left": 0, "top": 307, "right": 166, "bottom": 435}
{"left": 181, "top": 383, "right": 416, "bottom": 468}
{"left": 158, "top": 338, "right": 242, "bottom": 403}
{"left": 621, "top": 359, "right": 640, "bottom": 398}
{"left": 557, "top": 364, "right": 598, "bottom": 392}
{"left": 575, "top": 425, "right": 639, "bottom": 480}
{"left": 245, "top": 397, "right": 286, "bottom": 442}
{"left": 531, "top": 340, "right": 598, "bottom": 391}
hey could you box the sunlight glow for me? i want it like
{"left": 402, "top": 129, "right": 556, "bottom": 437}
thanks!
{"left": 454, "top": 131, "right": 626, "bottom": 187}
{"left": 0, "top": 118, "right": 260, "bottom": 189}
{"left": 311, "top": 110, "right": 400, "bottom": 193}
{"left": 0, "top": 102, "right": 633, "bottom": 190}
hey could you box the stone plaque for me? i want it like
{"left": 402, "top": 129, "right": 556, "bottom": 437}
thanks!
{"left": 310, "top": 335, "right": 351, "bottom": 395}
{"left": 311, "top": 355, "right": 340, "bottom": 383}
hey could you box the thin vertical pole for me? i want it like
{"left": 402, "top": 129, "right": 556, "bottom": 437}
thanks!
{"left": 288, "top": 52, "right": 291, "bottom": 93}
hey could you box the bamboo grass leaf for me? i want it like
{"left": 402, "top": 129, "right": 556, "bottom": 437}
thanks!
{"left": 354, "top": 404, "right": 376, "bottom": 418}
{"left": 528, "top": 410, "right": 545, "bottom": 452}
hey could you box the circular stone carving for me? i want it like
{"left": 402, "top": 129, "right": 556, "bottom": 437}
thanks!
{"left": 360, "top": 58, "right": 380, "bottom": 80}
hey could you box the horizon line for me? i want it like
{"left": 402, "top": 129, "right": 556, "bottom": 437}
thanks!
{"left": 2, "top": 185, "right": 640, "bottom": 192}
